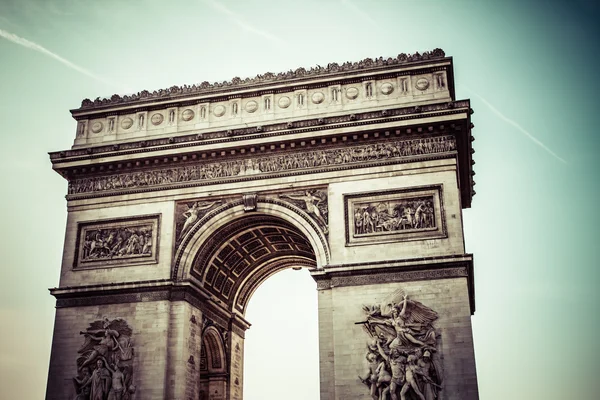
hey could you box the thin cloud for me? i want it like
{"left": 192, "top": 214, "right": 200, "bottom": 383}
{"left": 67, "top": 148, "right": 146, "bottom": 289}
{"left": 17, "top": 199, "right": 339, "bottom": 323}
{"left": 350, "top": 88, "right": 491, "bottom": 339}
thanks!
{"left": 464, "top": 87, "right": 568, "bottom": 165}
{"left": 202, "top": 0, "right": 286, "bottom": 46}
{"left": 0, "top": 28, "right": 119, "bottom": 89}
{"left": 340, "top": 0, "right": 378, "bottom": 28}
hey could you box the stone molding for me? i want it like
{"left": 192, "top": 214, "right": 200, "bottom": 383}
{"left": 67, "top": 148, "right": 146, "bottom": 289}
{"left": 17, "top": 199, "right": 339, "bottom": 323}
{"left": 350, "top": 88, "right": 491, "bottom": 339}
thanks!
{"left": 53, "top": 101, "right": 468, "bottom": 162}
{"left": 76, "top": 49, "right": 446, "bottom": 111}
{"left": 312, "top": 256, "right": 475, "bottom": 314}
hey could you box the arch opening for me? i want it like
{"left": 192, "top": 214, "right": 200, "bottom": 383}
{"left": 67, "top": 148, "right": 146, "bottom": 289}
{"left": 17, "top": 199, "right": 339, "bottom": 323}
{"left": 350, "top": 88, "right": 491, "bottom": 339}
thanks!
{"left": 191, "top": 213, "right": 317, "bottom": 314}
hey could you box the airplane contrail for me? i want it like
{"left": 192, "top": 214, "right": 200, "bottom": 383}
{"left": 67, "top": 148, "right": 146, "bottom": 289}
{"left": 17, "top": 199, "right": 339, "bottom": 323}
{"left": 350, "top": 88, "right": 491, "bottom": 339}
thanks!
{"left": 464, "top": 87, "right": 568, "bottom": 165}
{"left": 0, "top": 28, "right": 119, "bottom": 89}
{"left": 202, "top": 0, "right": 286, "bottom": 46}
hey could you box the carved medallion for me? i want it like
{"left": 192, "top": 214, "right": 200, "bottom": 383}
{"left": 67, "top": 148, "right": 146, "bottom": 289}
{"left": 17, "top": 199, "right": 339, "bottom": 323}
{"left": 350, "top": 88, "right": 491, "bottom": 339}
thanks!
{"left": 346, "top": 87, "right": 359, "bottom": 99}
{"left": 121, "top": 117, "right": 133, "bottom": 130}
{"left": 181, "top": 109, "right": 195, "bottom": 121}
{"left": 213, "top": 105, "right": 226, "bottom": 117}
{"left": 278, "top": 96, "right": 291, "bottom": 109}
{"left": 415, "top": 77, "right": 430, "bottom": 91}
{"left": 91, "top": 121, "right": 103, "bottom": 133}
{"left": 358, "top": 289, "right": 443, "bottom": 400}
{"left": 73, "top": 318, "right": 136, "bottom": 400}
{"left": 151, "top": 113, "right": 163, "bottom": 125}
{"left": 245, "top": 100, "right": 258, "bottom": 113}
{"left": 381, "top": 82, "right": 394, "bottom": 95}
{"left": 311, "top": 92, "right": 324, "bottom": 104}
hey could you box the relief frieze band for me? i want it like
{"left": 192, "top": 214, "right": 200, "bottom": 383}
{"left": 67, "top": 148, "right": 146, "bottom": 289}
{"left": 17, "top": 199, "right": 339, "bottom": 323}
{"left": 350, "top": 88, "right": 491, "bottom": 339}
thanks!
{"left": 67, "top": 135, "right": 456, "bottom": 197}
{"left": 73, "top": 215, "right": 160, "bottom": 269}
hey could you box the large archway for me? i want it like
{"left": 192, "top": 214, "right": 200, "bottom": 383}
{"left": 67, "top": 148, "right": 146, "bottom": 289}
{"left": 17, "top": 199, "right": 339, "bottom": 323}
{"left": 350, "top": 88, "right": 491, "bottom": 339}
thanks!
{"left": 177, "top": 200, "right": 323, "bottom": 399}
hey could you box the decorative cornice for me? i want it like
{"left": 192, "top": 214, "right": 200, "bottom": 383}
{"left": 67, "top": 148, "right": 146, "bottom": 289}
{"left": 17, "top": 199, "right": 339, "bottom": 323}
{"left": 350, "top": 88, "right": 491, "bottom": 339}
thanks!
{"left": 52, "top": 100, "right": 469, "bottom": 162}
{"left": 311, "top": 255, "right": 476, "bottom": 314}
{"left": 77, "top": 49, "right": 446, "bottom": 111}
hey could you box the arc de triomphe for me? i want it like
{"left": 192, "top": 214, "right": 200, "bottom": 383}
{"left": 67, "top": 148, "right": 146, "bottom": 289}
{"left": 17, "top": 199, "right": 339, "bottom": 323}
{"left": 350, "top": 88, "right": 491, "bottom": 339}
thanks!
{"left": 46, "top": 49, "right": 479, "bottom": 399}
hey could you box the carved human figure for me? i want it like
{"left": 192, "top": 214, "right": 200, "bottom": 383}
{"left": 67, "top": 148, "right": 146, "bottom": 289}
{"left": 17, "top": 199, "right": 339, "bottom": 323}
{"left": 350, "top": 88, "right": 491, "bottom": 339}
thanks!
{"left": 377, "top": 340, "right": 407, "bottom": 400}
{"left": 73, "top": 367, "right": 91, "bottom": 400}
{"left": 400, "top": 355, "right": 426, "bottom": 400}
{"left": 281, "top": 191, "right": 327, "bottom": 232}
{"left": 78, "top": 323, "right": 120, "bottom": 370}
{"left": 354, "top": 208, "right": 364, "bottom": 234}
{"left": 359, "top": 352, "right": 381, "bottom": 400}
{"left": 375, "top": 359, "right": 392, "bottom": 400}
{"left": 106, "top": 362, "right": 126, "bottom": 400}
{"left": 90, "top": 359, "right": 111, "bottom": 400}
{"left": 180, "top": 200, "right": 221, "bottom": 238}
{"left": 417, "top": 351, "right": 442, "bottom": 400}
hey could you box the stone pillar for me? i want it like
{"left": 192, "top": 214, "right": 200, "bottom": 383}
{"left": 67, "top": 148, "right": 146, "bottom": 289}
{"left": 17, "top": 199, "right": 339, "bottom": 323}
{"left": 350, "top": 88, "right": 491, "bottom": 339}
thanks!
{"left": 165, "top": 301, "right": 203, "bottom": 399}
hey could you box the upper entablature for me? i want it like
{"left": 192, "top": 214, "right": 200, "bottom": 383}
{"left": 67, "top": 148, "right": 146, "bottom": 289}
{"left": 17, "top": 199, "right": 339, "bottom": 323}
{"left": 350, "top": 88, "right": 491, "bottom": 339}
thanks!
{"left": 70, "top": 49, "right": 454, "bottom": 148}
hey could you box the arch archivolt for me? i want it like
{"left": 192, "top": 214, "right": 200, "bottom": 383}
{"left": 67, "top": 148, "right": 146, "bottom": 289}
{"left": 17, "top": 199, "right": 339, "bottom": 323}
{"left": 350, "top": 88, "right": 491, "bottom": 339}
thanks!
{"left": 200, "top": 326, "right": 227, "bottom": 375}
{"left": 173, "top": 196, "right": 329, "bottom": 312}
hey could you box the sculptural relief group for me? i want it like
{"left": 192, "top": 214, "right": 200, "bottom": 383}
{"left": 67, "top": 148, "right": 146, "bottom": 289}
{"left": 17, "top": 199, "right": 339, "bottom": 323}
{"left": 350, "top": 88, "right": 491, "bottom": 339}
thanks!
{"left": 80, "top": 225, "right": 153, "bottom": 262}
{"left": 68, "top": 136, "right": 456, "bottom": 195}
{"left": 354, "top": 196, "right": 435, "bottom": 236}
{"left": 72, "top": 318, "right": 135, "bottom": 400}
{"left": 359, "top": 290, "right": 442, "bottom": 400}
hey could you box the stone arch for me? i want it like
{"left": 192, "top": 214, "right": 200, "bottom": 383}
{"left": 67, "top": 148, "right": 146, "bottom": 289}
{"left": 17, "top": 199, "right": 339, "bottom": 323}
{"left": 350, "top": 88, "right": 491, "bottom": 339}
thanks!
{"left": 174, "top": 198, "right": 328, "bottom": 313}
{"left": 199, "top": 325, "right": 227, "bottom": 400}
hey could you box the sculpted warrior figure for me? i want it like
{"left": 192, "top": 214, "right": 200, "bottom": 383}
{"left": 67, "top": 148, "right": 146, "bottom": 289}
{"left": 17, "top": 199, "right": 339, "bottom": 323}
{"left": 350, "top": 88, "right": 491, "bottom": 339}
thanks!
{"left": 400, "top": 355, "right": 426, "bottom": 400}
{"left": 360, "top": 289, "right": 442, "bottom": 399}
{"left": 359, "top": 352, "right": 381, "bottom": 400}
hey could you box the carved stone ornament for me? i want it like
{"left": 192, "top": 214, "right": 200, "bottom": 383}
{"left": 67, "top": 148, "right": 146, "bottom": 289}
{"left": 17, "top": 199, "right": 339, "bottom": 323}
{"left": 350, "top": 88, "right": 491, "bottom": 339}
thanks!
{"left": 74, "top": 215, "right": 160, "bottom": 269}
{"left": 73, "top": 318, "right": 136, "bottom": 400}
{"left": 91, "top": 121, "right": 103, "bottom": 133}
{"left": 213, "top": 105, "right": 226, "bottom": 117}
{"left": 245, "top": 100, "right": 258, "bottom": 113}
{"left": 357, "top": 289, "right": 443, "bottom": 400}
{"left": 181, "top": 108, "right": 195, "bottom": 121}
{"left": 120, "top": 117, "right": 133, "bottom": 130}
{"left": 346, "top": 87, "right": 359, "bottom": 99}
{"left": 345, "top": 186, "right": 446, "bottom": 246}
{"left": 79, "top": 49, "right": 446, "bottom": 109}
{"left": 67, "top": 136, "right": 456, "bottom": 196}
{"left": 150, "top": 113, "right": 163, "bottom": 126}
{"left": 415, "top": 77, "right": 430, "bottom": 91}
{"left": 174, "top": 199, "right": 223, "bottom": 244}
{"left": 243, "top": 193, "right": 258, "bottom": 212}
{"left": 381, "top": 83, "right": 394, "bottom": 95}
{"left": 312, "top": 92, "right": 325, "bottom": 104}
{"left": 279, "top": 189, "right": 328, "bottom": 234}
{"left": 278, "top": 96, "right": 291, "bottom": 109}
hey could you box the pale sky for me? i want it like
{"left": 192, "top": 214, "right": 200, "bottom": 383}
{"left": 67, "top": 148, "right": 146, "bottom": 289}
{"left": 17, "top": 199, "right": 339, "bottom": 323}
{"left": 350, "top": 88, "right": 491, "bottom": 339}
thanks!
{"left": 0, "top": 1, "right": 599, "bottom": 399}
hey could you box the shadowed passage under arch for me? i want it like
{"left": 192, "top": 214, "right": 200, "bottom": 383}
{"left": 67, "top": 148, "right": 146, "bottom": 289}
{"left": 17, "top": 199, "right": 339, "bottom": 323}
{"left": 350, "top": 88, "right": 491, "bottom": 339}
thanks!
{"left": 190, "top": 214, "right": 317, "bottom": 313}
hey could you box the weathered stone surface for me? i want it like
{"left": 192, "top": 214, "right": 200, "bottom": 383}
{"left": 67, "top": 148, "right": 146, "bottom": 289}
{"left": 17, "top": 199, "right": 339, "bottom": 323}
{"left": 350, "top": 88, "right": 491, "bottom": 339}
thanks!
{"left": 46, "top": 51, "right": 478, "bottom": 399}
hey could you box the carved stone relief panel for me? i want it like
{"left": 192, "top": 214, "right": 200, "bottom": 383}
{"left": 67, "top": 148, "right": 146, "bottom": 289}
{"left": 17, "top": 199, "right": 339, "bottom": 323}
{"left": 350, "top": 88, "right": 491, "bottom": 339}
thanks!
{"left": 344, "top": 185, "right": 446, "bottom": 246}
{"left": 174, "top": 199, "right": 224, "bottom": 245}
{"left": 73, "top": 317, "right": 136, "bottom": 400}
{"left": 358, "top": 289, "right": 443, "bottom": 400}
{"left": 73, "top": 215, "right": 160, "bottom": 269}
{"left": 278, "top": 188, "right": 328, "bottom": 234}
